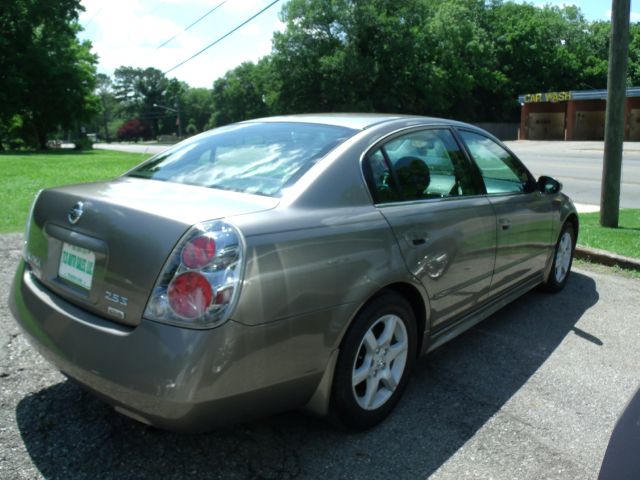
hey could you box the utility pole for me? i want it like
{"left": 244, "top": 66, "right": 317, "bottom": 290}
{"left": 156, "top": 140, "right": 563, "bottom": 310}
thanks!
{"left": 176, "top": 103, "right": 182, "bottom": 139}
{"left": 601, "top": 0, "right": 631, "bottom": 227}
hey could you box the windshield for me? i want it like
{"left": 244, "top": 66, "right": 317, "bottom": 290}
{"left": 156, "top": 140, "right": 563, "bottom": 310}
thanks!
{"left": 127, "top": 122, "right": 357, "bottom": 197}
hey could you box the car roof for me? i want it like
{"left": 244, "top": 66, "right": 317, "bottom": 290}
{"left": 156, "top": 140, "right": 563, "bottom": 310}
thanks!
{"left": 244, "top": 113, "right": 469, "bottom": 131}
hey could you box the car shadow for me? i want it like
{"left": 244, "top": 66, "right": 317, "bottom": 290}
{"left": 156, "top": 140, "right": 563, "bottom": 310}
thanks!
{"left": 16, "top": 272, "right": 598, "bottom": 480}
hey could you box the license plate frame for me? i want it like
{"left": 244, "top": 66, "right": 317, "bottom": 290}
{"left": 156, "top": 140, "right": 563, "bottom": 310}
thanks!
{"left": 58, "top": 242, "right": 96, "bottom": 290}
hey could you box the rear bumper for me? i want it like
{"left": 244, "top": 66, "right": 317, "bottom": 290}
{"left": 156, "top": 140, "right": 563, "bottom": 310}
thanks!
{"left": 9, "top": 261, "right": 328, "bottom": 432}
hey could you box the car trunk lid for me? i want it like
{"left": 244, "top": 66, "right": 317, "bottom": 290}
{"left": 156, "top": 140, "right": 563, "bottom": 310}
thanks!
{"left": 24, "top": 178, "right": 278, "bottom": 327}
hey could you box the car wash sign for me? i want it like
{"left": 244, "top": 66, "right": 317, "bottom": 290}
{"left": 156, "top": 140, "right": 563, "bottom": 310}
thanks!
{"left": 522, "top": 91, "right": 572, "bottom": 103}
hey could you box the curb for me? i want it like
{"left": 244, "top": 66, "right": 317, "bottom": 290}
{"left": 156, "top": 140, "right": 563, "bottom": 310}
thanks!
{"left": 575, "top": 245, "right": 640, "bottom": 271}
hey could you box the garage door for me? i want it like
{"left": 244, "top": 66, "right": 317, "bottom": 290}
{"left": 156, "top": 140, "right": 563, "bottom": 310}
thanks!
{"left": 629, "top": 109, "right": 640, "bottom": 141}
{"left": 527, "top": 113, "right": 565, "bottom": 140}
{"left": 574, "top": 110, "right": 605, "bottom": 140}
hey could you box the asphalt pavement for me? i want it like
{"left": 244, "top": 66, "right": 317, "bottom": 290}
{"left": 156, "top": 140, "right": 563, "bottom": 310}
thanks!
{"left": 2, "top": 232, "right": 640, "bottom": 479}
{"left": 505, "top": 141, "right": 640, "bottom": 209}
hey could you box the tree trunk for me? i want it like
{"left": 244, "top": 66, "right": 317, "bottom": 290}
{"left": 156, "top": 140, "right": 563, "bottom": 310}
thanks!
{"left": 101, "top": 97, "right": 110, "bottom": 142}
{"left": 32, "top": 120, "right": 47, "bottom": 150}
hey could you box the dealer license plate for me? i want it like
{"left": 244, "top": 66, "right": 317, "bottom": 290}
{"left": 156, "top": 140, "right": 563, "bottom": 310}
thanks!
{"left": 58, "top": 243, "right": 96, "bottom": 290}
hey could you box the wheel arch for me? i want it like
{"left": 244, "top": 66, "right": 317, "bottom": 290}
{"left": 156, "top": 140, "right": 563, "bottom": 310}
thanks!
{"left": 541, "top": 211, "right": 579, "bottom": 292}
{"left": 380, "top": 282, "right": 428, "bottom": 356}
{"left": 338, "top": 282, "right": 428, "bottom": 356}
{"left": 333, "top": 281, "right": 429, "bottom": 355}
{"left": 302, "top": 280, "right": 429, "bottom": 417}
{"left": 565, "top": 212, "right": 579, "bottom": 241}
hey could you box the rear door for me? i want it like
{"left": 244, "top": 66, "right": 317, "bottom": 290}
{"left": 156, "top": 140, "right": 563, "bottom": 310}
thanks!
{"left": 363, "top": 127, "right": 497, "bottom": 328}
{"left": 456, "top": 129, "right": 553, "bottom": 297}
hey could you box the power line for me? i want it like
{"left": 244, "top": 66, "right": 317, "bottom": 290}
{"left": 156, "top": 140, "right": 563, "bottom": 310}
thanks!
{"left": 82, "top": 7, "right": 104, "bottom": 29}
{"left": 163, "top": 0, "right": 280, "bottom": 75}
{"left": 153, "top": 0, "right": 229, "bottom": 52}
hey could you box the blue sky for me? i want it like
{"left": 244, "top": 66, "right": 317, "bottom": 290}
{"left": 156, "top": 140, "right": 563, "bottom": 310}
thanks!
{"left": 78, "top": 0, "right": 638, "bottom": 88}
{"left": 555, "top": 0, "right": 638, "bottom": 21}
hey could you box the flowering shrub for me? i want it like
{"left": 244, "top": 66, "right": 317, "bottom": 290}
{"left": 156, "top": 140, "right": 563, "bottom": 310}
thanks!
{"left": 117, "top": 119, "right": 152, "bottom": 142}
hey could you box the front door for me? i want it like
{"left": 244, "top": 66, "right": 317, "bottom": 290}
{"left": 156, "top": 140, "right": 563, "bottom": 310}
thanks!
{"left": 457, "top": 129, "right": 553, "bottom": 297}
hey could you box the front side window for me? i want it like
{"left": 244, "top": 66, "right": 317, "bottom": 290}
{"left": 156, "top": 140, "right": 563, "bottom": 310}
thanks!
{"left": 128, "top": 122, "right": 356, "bottom": 197}
{"left": 363, "top": 128, "right": 479, "bottom": 203}
{"left": 458, "top": 130, "right": 534, "bottom": 195}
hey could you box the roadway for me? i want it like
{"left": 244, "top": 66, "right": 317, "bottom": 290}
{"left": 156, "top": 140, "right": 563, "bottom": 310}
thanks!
{"left": 506, "top": 140, "right": 640, "bottom": 209}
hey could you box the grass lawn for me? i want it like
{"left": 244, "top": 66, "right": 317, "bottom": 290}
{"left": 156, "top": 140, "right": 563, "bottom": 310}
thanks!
{"left": 0, "top": 149, "right": 151, "bottom": 233}
{"left": 577, "top": 209, "right": 640, "bottom": 259}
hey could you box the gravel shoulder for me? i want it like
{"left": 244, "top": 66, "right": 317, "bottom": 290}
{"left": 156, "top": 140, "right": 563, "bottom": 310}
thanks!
{"left": 2, "top": 232, "right": 639, "bottom": 480}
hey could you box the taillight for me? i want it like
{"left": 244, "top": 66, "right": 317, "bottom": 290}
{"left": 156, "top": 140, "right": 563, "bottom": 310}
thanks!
{"left": 168, "top": 272, "right": 213, "bottom": 319}
{"left": 181, "top": 235, "right": 216, "bottom": 269}
{"left": 144, "top": 220, "right": 245, "bottom": 329}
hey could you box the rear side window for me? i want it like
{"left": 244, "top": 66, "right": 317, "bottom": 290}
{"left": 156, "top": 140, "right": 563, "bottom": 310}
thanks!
{"left": 128, "top": 122, "right": 356, "bottom": 197}
{"left": 363, "top": 128, "right": 480, "bottom": 203}
{"left": 458, "top": 130, "right": 534, "bottom": 195}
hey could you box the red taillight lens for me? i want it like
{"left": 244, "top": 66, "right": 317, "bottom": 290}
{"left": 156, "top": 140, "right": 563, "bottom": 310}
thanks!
{"left": 181, "top": 235, "right": 216, "bottom": 269}
{"left": 168, "top": 272, "right": 213, "bottom": 319}
{"left": 144, "top": 220, "right": 244, "bottom": 329}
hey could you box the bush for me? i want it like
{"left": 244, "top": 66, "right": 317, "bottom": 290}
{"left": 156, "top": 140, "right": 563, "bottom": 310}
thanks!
{"left": 185, "top": 121, "right": 198, "bottom": 136}
{"left": 74, "top": 135, "right": 93, "bottom": 150}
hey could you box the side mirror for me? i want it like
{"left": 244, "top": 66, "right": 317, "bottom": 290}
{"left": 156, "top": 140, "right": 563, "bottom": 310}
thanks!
{"left": 537, "top": 175, "right": 562, "bottom": 194}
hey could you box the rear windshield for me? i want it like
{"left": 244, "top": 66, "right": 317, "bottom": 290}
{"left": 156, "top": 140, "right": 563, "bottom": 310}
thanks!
{"left": 127, "top": 122, "right": 357, "bottom": 197}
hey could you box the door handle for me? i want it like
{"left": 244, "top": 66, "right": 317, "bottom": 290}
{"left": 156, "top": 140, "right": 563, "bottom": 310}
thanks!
{"left": 405, "top": 231, "right": 429, "bottom": 247}
{"left": 498, "top": 218, "right": 511, "bottom": 230}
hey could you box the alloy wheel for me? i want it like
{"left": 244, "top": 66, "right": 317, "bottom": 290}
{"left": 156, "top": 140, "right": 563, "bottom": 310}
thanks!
{"left": 554, "top": 231, "right": 573, "bottom": 283}
{"left": 351, "top": 314, "right": 409, "bottom": 410}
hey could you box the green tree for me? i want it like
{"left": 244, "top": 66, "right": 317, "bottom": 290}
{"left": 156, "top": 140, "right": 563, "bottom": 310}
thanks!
{"left": 425, "top": 0, "right": 505, "bottom": 119}
{"left": 627, "top": 23, "right": 640, "bottom": 86}
{"left": 113, "top": 66, "right": 170, "bottom": 136}
{"left": 484, "top": 1, "right": 597, "bottom": 118}
{"left": 268, "top": 0, "right": 501, "bottom": 118}
{"left": 182, "top": 88, "right": 215, "bottom": 133}
{"left": 265, "top": 0, "right": 630, "bottom": 122}
{"left": 94, "top": 73, "right": 117, "bottom": 142}
{"left": 163, "top": 78, "right": 188, "bottom": 136}
{"left": 209, "top": 61, "right": 270, "bottom": 127}
{"left": 581, "top": 21, "right": 611, "bottom": 89}
{"left": 269, "top": 0, "right": 361, "bottom": 113}
{"left": 0, "top": 0, "right": 98, "bottom": 149}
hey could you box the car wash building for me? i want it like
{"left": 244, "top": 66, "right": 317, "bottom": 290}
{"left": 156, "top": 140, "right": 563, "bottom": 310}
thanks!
{"left": 518, "top": 87, "right": 640, "bottom": 140}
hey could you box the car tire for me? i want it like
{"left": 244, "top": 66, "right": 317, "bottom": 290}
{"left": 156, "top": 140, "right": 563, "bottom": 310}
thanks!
{"left": 330, "top": 292, "right": 417, "bottom": 430}
{"left": 541, "top": 222, "right": 576, "bottom": 293}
